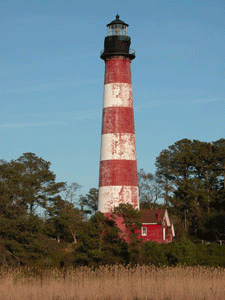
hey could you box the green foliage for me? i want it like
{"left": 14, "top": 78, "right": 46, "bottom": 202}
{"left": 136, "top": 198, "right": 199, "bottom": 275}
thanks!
{"left": 206, "top": 243, "right": 225, "bottom": 266}
{"left": 114, "top": 203, "right": 142, "bottom": 243}
{"left": 14, "top": 153, "right": 65, "bottom": 213}
{"left": 0, "top": 153, "right": 66, "bottom": 266}
{"left": 141, "top": 241, "right": 168, "bottom": 266}
{"left": 72, "top": 212, "right": 129, "bottom": 267}
{"left": 138, "top": 169, "right": 163, "bottom": 209}
{"left": 155, "top": 138, "right": 225, "bottom": 239}
{"left": 1, "top": 151, "right": 225, "bottom": 269}
{"left": 0, "top": 153, "right": 65, "bottom": 217}
{"left": 78, "top": 188, "right": 99, "bottom": 217}
{"left": 46, "top": 196, "right": 83, "bottom": 243}
{"left": 85, "top": 188, "right": 99, "bottom": 213}
{"left": 176, "top": 238, "right": 198, "bottom": 265}
{"left": 198, "top": 212, "right": 225, "bottom": 240}
{"left": 163, "top": 239, "right": 225, "bottom": 267}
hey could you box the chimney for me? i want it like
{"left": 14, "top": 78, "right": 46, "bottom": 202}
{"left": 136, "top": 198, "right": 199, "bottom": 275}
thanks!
{"left": 157, "top": 211, "right": 161, "bottom": 222}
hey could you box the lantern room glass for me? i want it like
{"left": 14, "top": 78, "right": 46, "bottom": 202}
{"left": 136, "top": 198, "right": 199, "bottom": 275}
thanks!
{"left": 107, "top": 24, "right": 128, "bottom": 37}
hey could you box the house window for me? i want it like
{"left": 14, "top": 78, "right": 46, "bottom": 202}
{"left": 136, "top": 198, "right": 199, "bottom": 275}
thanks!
{"left": 163, "top": 228, "right": 166, "bottom": 240}
{"left": 142, "top": 227, "right": 147, "bottom": 236}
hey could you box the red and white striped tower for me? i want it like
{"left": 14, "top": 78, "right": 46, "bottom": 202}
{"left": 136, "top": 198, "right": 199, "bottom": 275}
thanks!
{"left": 98, "top": 15, "right": 139, "bottom": 213}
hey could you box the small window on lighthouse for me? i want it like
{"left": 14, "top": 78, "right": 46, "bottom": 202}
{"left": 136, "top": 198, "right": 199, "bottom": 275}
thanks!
{"left": 142, "top": 227, "right": 147, "bottom": 236}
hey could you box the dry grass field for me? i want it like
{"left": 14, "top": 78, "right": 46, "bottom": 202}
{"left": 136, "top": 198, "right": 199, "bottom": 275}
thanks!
{"left": 0, "top": 265, "right": 225, "bottom": 300}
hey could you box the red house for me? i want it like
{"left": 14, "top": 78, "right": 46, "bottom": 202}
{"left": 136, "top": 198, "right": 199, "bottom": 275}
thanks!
{"left": 138, "top": 209, "right": 175, "bottom": 243}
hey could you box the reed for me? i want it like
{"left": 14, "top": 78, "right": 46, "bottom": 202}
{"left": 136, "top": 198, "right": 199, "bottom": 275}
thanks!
{"left": 0, "top": 265, "right": 225, "bottom": 300}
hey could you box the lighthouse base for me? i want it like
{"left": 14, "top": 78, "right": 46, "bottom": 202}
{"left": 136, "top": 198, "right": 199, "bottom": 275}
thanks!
{"left": 98, "top": 185, "right": 139, "bottom": 213}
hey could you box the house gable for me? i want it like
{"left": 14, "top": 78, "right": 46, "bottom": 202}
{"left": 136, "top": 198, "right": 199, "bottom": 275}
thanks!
{"left": 138, "top": 209, "right": 175, "bottom": 244}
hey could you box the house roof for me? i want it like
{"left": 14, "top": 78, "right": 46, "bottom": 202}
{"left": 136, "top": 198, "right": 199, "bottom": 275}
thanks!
{"left": 140, "top": 209, "right": 168, "bottom": 225}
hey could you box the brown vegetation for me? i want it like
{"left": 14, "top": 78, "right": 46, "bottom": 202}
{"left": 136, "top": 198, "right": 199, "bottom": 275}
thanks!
{"left": 0, "top": 265, "right": 225, "bottom": 300}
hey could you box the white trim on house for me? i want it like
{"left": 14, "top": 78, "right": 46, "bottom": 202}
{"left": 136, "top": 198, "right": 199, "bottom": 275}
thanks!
{"left": 164, "top": 209, "right": 170, "bottom": 226}
{"left": 141, "top": 227, "right": 147, "bottom": 236}
{"left": 171, "top": 223, "right": 175, "bottom": 237}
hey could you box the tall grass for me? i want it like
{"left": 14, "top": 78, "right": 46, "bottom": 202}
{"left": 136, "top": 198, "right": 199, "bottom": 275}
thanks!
{"left": 0, "top": 265, "right": 225, "bottom": 300}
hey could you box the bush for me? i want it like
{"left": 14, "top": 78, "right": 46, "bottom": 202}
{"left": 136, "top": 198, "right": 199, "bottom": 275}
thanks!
{"left": 205, "top": 243, "right": 225, "bottom": 267}
{"left": 142, "top": 241, "right": 168, "bottom": 266}
{"left": 164, "top": 238, "right": 198, "bottom": 266}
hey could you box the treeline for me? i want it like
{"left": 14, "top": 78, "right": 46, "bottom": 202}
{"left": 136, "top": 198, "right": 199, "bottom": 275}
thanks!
{"left": 139, "top": 138, "right": 225, "bottom": 241}
{"left": 0, "top": 152, "right": 98, "bottom": 266}
{"left": 0, "top": 138, "right": 225, "bottom": 268}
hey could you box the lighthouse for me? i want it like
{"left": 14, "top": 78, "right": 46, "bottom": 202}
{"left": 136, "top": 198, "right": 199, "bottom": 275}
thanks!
{"left": 98, "top": 15, "right": 139, "bottom": 213}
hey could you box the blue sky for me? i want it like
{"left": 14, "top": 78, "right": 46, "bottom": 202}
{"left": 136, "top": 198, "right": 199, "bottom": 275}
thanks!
{"left": 1, "top": 0, "right": 224, "bottom": 196}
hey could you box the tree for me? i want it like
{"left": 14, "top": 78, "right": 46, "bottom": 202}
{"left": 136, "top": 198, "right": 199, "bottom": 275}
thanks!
{"left": 0, "top": 159, "right": 27, "bottom": 219}
{"left": 14, "top": 152, "right": 65, "bottom": 214}
{"left": 155, "top": 149, "right": 174, "bottom": 206}
{"left": 155, "top": 139, "right": 225, "bottom": 238}
{"left": 85, "top": 188, "right": 99, "bottom": 213}
{"left": 211, "top": 139, "right": 225, "bottom": 211}
{"left": 0, "top": 153, "right": 66, "bottom": 264}
{"left": 44, "top": 181, "right": 83, "bottom": 243}
{"left": 61, "top": 182, "right": 81, "bottom": 205}
{"left": 113, "top": 203, "right": 142, "bottom": 243}
{"left": 78, "top": 188, "right": 99, "bottom": 218}
{"left": 73, "top": 212, "right": 128, "bottom": 266}
{"left": 138, "top": 169, "right": 162, "bottom": 208}
{"left": 46, "top": 196, "right": 83, "bottom": 243}
{"left": 200, "top": 212, "right": 225, "bottom": 241}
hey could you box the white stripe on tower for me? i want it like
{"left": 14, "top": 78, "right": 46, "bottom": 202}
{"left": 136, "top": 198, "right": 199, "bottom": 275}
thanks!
{"left": 100, "top": 133, "right": 136, "bottom": 161}
{"left": 98, "top": 56, "right": 139, "bottom": 213}
{"left": 103, "top": 83, "right": 133, "bottom": 108}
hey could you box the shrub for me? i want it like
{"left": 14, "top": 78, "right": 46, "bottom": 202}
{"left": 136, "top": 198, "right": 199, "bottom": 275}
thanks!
{"left": 142, "top": 241, "right": 168, "bottom": 266}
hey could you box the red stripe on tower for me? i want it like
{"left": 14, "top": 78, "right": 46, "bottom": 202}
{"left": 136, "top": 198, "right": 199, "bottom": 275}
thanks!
{"left": 104, "top": 57, "right": 132, "bottom": 84}
{"left": 98, "top": 15, "right": 139, "bottom": 213}
{"left": 102, "top": 107, "right": 135, "bottom": 134}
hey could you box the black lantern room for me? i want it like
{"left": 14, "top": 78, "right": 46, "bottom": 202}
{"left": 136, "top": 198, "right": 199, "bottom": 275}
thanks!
{"left": 100, "top": 15, "right": 135, "bottom": 60}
